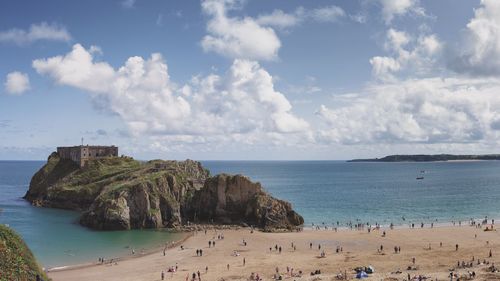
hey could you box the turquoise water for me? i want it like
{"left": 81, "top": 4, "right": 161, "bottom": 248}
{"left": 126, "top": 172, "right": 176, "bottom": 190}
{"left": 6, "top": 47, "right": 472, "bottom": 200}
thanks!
{"left": 2, "top": 160, "right": 500, "bottom": 267}
{"left": 0, "top": 161, "right": 183, "bottom": 268}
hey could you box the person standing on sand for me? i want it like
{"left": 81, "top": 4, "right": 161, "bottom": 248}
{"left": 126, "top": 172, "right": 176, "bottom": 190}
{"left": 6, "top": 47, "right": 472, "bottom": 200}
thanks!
{"left": 227, "top": 264, "right": 230, "bottom": 270}
{"left": 243, "top": 257, "right": 246, "bottom": 266}
{"left": 490, "top": 249, "right": 493, "bottom": 257}
{"left": 209, "top": 241, "right": 211, "bottom": 248}
{"left": 161, "top": 270, "right": 165, "bottom": 280}
{"left": 456, "top": 244, "right": 459, "bottom": 251}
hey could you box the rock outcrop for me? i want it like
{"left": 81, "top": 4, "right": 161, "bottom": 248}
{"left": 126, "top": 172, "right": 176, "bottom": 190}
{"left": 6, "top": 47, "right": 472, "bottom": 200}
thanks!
{"left": 188, "top": 174, "right": 303, "bottom": 231}
{"left": 24, "top": 153, "right": 303, "bottom": 231}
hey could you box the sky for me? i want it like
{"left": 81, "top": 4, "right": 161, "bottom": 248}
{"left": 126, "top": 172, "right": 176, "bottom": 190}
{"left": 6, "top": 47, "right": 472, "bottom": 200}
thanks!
{"left": 1, "top": 0, "right": 500, "bottom": 160}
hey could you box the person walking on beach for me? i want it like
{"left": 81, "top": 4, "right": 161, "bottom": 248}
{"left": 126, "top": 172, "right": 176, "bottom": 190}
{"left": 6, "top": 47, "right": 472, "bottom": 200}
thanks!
{"left": 209, "top": 241, "right": 211, "bottom": 248}
{"left": 310, "top": 242, "right": 312, "bottom": 249}
{"left": 200, "top": 249, "right": 203, "bottom": 256}
{"left": 490, "top": 249, "right": 493, "bottom": 258}
{"left": 161, "top": 270, "right": 165, "bottom": 280}
{"left": 456, "top": 244, "right": 459, "bottom": 251}
{"left": 243, "top": 257, "right": 246, "bottom": 266}
{"left": 227, "top": 264, "right": 230, "bottom": 270}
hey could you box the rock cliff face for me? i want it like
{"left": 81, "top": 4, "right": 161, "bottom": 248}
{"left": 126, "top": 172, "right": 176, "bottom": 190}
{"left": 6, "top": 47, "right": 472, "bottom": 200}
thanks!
{"left": 188, "top": 174, "right": 303, "bottom": 231}
{"left": 24, "top": 153, "right": 303, "bottom": 231}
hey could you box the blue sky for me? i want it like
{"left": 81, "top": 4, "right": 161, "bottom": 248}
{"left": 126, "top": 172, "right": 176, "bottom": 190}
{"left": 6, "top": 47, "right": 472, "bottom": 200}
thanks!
{"left": 2, "top": 0, "right": 500, "bottom": 160}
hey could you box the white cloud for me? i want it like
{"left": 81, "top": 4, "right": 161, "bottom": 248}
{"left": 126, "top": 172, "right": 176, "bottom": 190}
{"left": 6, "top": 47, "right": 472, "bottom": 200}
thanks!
{"left": 156, "top": 14, "right": 164, "bottom": 26}
{"left": 256, "top": 9, "right": 304, "bottom": 29}
{"left": 4, "top": 71, "right": 30, "bottom": 95}
{"left": 369, "top": 56, "right": 401, "bottom": 80}
{"left": 121, "top": 0, "right": 135, "bottom": 9}
{"left": 385, "top": 28, "right": 410, "bottom": 51}
{"left": 350, "top": 13, "right": 367, "bottom": 24}
{"left": 254, "top": 5, "right": 346, "bottom": 29}
{"left": 316, "top": 77, "right": 500, "bottom": 145}
{"left": 370, "top": 28, "right": 442, "bottom": 80}
{"left": 191, "top": 59, "right": 309, "bottom": 134}
{"left": 379, "top": 0, "right": 425, "bottom": 24}
{"left": 449, "top": 0, "right": 500, "bottom": 76}
{"left": 33, "top": 44, "right": 115, "bottom": 93}
{"left": 201, "top": 0, "right": 281, "bottom": 61}
{"left": 33, "top": 44, "right": 309, "bottom": 143}
{"left": 201, "top": 1, "right": 348, "bottom": 60}
{"left": 0, "top": 22, "right": 71, "bottom": 45}
{"left": 311, "top": 6, "right": 346, "bottom": 23}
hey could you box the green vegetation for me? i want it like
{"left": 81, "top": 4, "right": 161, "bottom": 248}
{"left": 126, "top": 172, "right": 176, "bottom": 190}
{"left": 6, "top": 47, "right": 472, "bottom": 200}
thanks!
{"left": 25, "top": 154, "right": 211, "bottom": 230}
{"left": 0, "top": 224, "right": 49, "bottom": 281}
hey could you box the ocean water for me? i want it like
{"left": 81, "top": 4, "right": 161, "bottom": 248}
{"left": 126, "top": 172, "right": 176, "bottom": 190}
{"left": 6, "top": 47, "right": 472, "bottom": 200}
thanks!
{"left": 2, "top": 160, "right": 500, "bottom": 267}
{"left": 0, "top": 161, "right": 184, "bottom": 268}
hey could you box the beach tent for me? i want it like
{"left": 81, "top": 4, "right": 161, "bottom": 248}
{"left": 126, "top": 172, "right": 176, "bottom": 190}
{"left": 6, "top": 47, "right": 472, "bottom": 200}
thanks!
{"left": 356, "top": 271, "right": 368, "bottom": 279}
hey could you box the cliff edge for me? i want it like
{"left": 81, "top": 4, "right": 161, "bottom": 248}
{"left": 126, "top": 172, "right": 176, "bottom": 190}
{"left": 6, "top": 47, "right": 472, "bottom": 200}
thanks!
{"left": 24, "top": 153, "right": 303, "bottom": 231}
{"left": 0, "top": 224, "right": 49, "bottom": 281}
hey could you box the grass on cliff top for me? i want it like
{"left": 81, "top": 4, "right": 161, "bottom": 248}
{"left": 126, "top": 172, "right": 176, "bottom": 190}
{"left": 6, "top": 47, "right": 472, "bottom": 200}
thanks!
{"left": 0, "top": 224, "right": 49, "bottom": 281}
{"left": 58, "top": 156, "right": 142, "bottom": 189}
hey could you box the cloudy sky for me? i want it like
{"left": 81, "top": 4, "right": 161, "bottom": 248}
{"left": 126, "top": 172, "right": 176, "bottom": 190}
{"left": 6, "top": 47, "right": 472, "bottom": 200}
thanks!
{"left": 1, "top": 0, "right": 499, "bottom": 160}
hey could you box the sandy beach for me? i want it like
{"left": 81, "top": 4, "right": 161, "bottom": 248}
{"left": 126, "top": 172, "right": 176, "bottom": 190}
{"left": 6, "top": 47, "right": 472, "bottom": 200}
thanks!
{"left": 48, "top": 224, "right": 500, "bottom": 281}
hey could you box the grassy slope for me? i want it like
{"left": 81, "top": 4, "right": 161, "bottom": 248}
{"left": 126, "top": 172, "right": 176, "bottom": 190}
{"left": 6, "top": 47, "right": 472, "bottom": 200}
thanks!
{"left": 0, "top": 224, "right": 49, "bottom": 281}
{"left": 32, "top": 156, "right": 207, "bottom": 210}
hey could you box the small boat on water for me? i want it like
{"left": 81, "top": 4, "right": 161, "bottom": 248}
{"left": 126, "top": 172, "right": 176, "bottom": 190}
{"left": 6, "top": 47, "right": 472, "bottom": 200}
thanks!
{"left": 416, "top": 176, "right": 424, "bottom": 180}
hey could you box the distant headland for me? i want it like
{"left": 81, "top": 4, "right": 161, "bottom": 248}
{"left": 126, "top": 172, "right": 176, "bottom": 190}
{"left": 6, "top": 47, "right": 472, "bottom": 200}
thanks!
{"left": 349, "top": 154, "right": 500, "bottom": 162}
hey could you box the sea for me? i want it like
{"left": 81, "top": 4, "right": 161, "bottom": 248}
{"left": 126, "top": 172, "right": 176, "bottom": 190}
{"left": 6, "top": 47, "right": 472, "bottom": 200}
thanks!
{"left": 1, "top": 160, "right": 500, "bottom": 268}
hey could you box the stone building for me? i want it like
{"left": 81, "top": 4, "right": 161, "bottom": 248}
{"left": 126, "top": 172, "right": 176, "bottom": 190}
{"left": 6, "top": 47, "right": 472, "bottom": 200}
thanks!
{"left": 57, "top": 145, "right": 118, "bottom": 167}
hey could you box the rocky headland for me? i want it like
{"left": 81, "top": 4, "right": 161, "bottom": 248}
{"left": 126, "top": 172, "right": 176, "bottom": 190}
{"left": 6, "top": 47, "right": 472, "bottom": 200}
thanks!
{"left": 24, "top": 153, "right": 303, "bottom": 231}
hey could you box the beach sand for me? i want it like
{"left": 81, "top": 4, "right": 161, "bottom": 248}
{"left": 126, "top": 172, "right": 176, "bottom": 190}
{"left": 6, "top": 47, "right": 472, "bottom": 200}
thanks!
{"left": 48, "top": 225, "right": 500, "bottom": 280}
